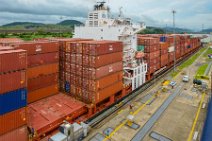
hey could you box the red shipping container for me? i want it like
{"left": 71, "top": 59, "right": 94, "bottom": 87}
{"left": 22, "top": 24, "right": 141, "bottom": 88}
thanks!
{"left": 143, "top": 45, "right": 160, "bottom": 53}
{"left": 28, "top": 73, "right": 58, "bottom": 92}
{"left": 169, "top": 52, "right": 175, "bottom": 63}
{"left": 76, "top": 54, "right": 83, "bottom": 65}
{"left": 160, "top": 42, "right": 169, "bottom": 50}
{"left": 160, "top": 54, "right": 169, "bottom": 67}
{"left": 65, "top": 72, "right": 71, "bottom": 83}
{"left": 27, "top": 63, "right": 58, "bottom": 79}
{"left": 27, "top": 93, "right": 86, "bottom": 137}
{"left": 12, "top": 41, "right": 59, "bottom": 55}
{"left": 83, "top": 62, "right": 123, "bottom": 80}
{"left": 83, "top": 71, "right": 123, "bottom": 92}
{"left": 175, "top": 50, "right": 181, "bottom": 59}
{"left": 28, "top": 52, "right": 59, "bottom": 67}
{"left": 75, "top": 65, "right": 83, "bottom": 76}
{"left": 65, "top": 53, "right": 71, "bottom": 62}
{"left": 0, "top": 126, "right": 28, "bottom": 141}
{"left": 0, "top": 46, "right": 14, "bottom": 51}
{"left": 82, "top": 40, "right": 123, "bottom": 56}
{"left": 0, "top": 49, "right": 27, "bottom": 73}
{"left": 161, "top": 49, "right": 168, "bottom": 55}
{"left": 84, "top": 52, "right": 122, "bottom": 68}
{"left": 55, "top": 38, "right": 92, "bottom": 52}
{"left": 0, "top": 108, "right": 27, "bottom": 135}
{"left": 137, "top": 37, "right": 160, "bottom": 45}
{"left": 28, "top": 84, "right": 58, "bottom": 103}
{"left": 65, "top": 62, "right": 71, "bottom": 72}
{"left": 86, "top": 81, "right": 123, "bottom": 104}
{"left": 146, "top": 57, "right": 160, "bottom": 66}
{"left": 145, "top": 51, "right": 160, "bottom": 60}
{"left": 148, "top": 63, "right": 160, "bottom": 74}
{"left": 71, "top": 54, "right": 76, "bottom": 64}
{"left": 0, "top": 70, "right": 26, "bottom": 94}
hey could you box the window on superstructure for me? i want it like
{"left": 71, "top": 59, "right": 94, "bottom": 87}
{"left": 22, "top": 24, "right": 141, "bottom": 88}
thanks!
{"left": 89, "top": 21, "right": 93, "bottom": 26}
{"left": 94, "top": 21, "right": 98, "bottom": 26}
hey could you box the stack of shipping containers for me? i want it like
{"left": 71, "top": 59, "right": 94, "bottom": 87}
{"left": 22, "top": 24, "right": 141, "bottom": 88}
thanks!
{"left": 0, "top": 34, "right": 202, "bottom": 140}
{"left": 0, "top": 49, "right": 28, "bottom": 141}
{"left": 137, "top": 34, "right": 201, "bottom": 80}
{"left": 61, "top": 40, "right": 123, "bottom": 108}
{"left": 137, "top": 37, "right": 160, "bottom": 80}
{"left": 12, "top": 42, "right": 59, "bottom": 103}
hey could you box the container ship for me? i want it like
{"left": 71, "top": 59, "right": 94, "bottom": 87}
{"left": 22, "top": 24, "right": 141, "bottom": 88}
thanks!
{"left": 0, "top": 2, "right": 206, "bottom": 141}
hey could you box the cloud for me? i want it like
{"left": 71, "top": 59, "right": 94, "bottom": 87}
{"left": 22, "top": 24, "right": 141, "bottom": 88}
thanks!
{"left": 0, "top": 0, "right": 211, "bottom": 30}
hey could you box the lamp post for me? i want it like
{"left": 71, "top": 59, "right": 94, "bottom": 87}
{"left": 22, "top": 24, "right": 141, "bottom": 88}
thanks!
{"left": 172, "top": 10, "right": 176, "bottom": 72}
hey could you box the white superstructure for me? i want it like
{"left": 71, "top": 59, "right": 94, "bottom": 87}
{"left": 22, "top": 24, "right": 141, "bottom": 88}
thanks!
{"left": 74, "top": 2, "right": 147, "bottom": 91}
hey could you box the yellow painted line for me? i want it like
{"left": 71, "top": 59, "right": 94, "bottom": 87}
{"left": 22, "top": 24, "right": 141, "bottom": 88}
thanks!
{"left": 187, "top": 93, "right": 205, "bottom": 141}
{"left": 103, "top": 94, "right": 157, "bottom": 141}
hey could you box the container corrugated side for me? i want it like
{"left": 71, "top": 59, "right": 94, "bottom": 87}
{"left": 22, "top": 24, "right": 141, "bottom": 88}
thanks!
{"left": 0, "top": 88, "right": 27, "bottom": 115}
{"left": 144, "top": 51, "right": 160, "bottom": 60}
{"left": 83, "top": 52, "right": 123, "bottom": 68}
{"left": 13, "top": 41, "right": 59, "bottom": 55}
{"left": 0, "top": 70, "right": 26, "bottom": 94}
{"left": 87, "top": 81, "right": 123, "bottom": 104}
{"left": 0, "top": 108, "right": 27, "bottom": 135}
{"left": 28, "top": 52, "right": 59, "bottom": 67}
{"left": 28, "top": 84, "right": 58, "bottom": 103}
{"left": 28, "top": 73, "right": 58, "bottom": 92}
{"left": 0, "top": 126, "right": 28, "bottom": 141}
{"left": 0, "top": 47, "right": 14, "bottom": 51}
{"left": 83, "top": 62, "right": 123, "bottom": 80}
{"left": 81, "top": 41, "right": 123, "bottom": 56}
{"left": 27, "top": 63, "right": 58, "bottom": 79}
{"left": 82, "top": 71, "right": 123, "bottom": 92}
{"left": 0, "top": 49, "right": 27, "bottom": 73}
{"left": 160, "top": 54, "right": 169, "bottom": 67}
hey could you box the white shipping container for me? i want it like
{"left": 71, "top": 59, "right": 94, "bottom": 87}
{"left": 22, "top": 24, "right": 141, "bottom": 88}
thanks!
{"left": 168, "top": 46, "right": 175, "bottom": 52}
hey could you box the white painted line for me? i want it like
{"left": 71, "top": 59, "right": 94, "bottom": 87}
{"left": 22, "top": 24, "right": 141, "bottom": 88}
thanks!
{"left": 193, "top": 131, "right": 198, "bottom": 140}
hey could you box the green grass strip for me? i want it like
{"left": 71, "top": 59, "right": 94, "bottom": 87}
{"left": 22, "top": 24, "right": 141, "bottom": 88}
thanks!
{"left": 171, "top": 47, "right": 206, "bottom": 77}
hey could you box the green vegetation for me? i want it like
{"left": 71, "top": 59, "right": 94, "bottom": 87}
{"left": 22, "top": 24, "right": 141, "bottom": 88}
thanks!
{"left": 138, "top": 27, "right": 165, "bottom": 34}
{"left": 195, "top": 64, "right": 209, "bottom": 79}
{"left": 0, "top": 32, "right": 73, "bottom": 41}
{"left": 0, "top": 20, "right": 83, "bottom": 31}
{"left": 203, "top": 47, "right": 212, "bottom": 57}
{"left": 171, "top": 47, "right": 206, "bottom": 77}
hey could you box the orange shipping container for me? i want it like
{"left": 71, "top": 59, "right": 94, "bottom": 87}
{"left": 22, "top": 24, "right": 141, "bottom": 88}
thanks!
{"left": 28, "top": 84, "right": 58, "bottom": 103}
{"left": 0, "top": 108, "right": 27, "bottom": 135}
{"left": 0, "top": 126, "right": 28, "bottom": 141}
{"left": 0, "top": 70, "right": 26, "bottom": 94}
{"left": 12, "top": 41, "right": 59, "bottom": 55}
{"left": 28, "top": 73, "right": 58, "bottom": 92}
{"left": 85, "top": 81, "right": 123, "bottom": 104}
{"left": 145, "top": 51, "right": 160, "bottom": 60}
{"left": 83, "top": 71, "right": 123, "bottom": 92}
{"left": 83, "top": 52, "right": 123, "bottom": 68}
{"left": 160, "top": 54, "right": 169, "bottom": 67}
{"left": 0, "top": 49, "right": 27, "bottom": 73}
{"left": 27, "top": 63, "right": 58, "bottom": 79}
{"left": 160, "top": 42, "right": 169, "bottom": 50}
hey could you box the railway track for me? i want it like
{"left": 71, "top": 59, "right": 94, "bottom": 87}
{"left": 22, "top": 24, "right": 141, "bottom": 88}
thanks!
{"left": 86, "top": 47, "right": 202, "bottom": 128}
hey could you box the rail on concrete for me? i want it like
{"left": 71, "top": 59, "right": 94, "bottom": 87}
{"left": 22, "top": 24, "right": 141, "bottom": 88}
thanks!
{"left": 131, "top": 84, "right": 183, "bottom": 141}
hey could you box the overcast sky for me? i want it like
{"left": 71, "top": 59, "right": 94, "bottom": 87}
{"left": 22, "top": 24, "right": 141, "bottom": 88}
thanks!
{"left": 0, "top": 0, "right": 211, "bottom": 30}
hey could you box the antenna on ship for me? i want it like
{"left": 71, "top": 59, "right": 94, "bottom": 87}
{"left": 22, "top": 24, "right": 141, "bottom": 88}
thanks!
{"left": 118, "top": 7, "right": 123, "bottom": 18}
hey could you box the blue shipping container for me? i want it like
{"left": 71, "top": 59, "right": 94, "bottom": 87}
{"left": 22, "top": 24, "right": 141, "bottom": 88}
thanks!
{"left": 0, "top": 88, "right": 27, "bottom": 115}
{"left": 160, "top": 36, "right": 167, "bottom": 42}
